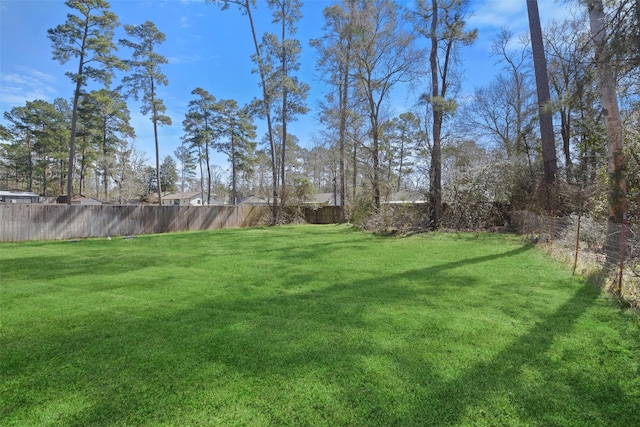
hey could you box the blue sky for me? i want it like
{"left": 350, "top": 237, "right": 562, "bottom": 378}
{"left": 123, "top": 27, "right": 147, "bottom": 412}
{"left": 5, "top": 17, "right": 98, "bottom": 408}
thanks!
{"left": 1, "top": 0, "right": 574, "bottom": 168}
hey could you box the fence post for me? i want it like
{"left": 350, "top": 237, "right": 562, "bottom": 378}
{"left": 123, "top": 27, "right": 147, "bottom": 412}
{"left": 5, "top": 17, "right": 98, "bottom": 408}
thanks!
{"left": 573, "top": 212, "right": 581, "bottom": 275}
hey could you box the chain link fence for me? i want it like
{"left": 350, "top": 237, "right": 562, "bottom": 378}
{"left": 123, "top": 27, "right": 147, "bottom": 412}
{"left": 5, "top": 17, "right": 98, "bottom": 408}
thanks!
{"left": 512, "top": 211, "right": 640, "bottom": 308}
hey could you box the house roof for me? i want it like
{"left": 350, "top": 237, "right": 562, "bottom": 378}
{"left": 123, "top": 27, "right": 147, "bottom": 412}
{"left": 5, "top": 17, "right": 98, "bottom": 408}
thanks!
{"left": 239, "top": 195, "right": 269, "bottom": 205}
{"left": 383, "top": 191, "right": 426, "bottom": 204}
{"left": 0, "top": 191, "right": 39, "bottom": 197}
{"left": 77, "top": 197, "right": 102, "bottom": 204}
{"left": 308, "top": 192, "right": 341, "bottom": 205}
{"left": 56, "top": 194, "right": 102, "bottom": 204}
{"left": 163, "top": 191, "right": 203, "bottom": 200}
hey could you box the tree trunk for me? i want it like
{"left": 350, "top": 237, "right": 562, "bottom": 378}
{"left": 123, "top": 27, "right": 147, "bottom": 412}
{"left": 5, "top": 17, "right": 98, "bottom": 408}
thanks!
{"left": 27, "top": 132, "right": 33, "bottom": 192}
{"left": 372, "top": 113, "right": 381, "bottom": 210}
{"left": 245, "top": 1, "right": 278, "bottom": 224}
{"left": 280, "top": 1, "right": 288, "bottom": 213}
{"left": 560, "top": 108, "right": 572, "bottom": 180}
{"left": 338, "top": 71, "right": 347, "bottom": 221}
{"left": 338, "top": 35, "right": 350, "bottom": 223}
{"left": 67, "top": 72, "right": 82, "bottom": 203}
{"left": 102, "top": 117, "right": 110, "bottom": 201}
{"left": 67, "top": 20, "right": 90, "bottom": 204}
{"left": 352, "top": 139, "right": 357, "bottom": 203}
{"left": 397, "top": 130, "right": 405, "bottom": 193}
{"left": 79, "top": 143, "right": 87, "bottom": 196}
{"left": 527, "top": 0, "right": 558, "bottom": 195}
{"left": 151, "top": 78, "right": 163, "bottom": 207}
{"left": 588, "top": 0, "right": 628, "bottom": 268}
{"left": 231, "top": 133, "right": 237, "bottom": 205}
{"left": 429, "top": 0, "right": 443, "bottom": 227}
{"left": 198, "top": 146, "right": 205, "bottom": 202}
{"left": 430, "top": 112, "right": 443, "bottom": 227}
{"left": 205, "top": 120, "right": 212, "bottom": 205}
{"left": 41, "top": 125, "right": 48, "bottom": 196}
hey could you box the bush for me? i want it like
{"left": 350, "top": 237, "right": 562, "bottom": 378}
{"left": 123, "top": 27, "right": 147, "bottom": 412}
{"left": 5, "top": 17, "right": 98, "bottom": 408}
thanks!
{"left": 356, "top": 203, "right": 431, "bottom": 235}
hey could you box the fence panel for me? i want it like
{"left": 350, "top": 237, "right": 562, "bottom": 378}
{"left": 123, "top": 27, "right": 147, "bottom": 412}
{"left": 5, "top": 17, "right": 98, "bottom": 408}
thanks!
{"left": 304, "top": 206, "right": 340, "bottom": 224}
{"left": 0, "top": 204, "right": 269, "bottom": 242}
{"left": 511, "top": 211, "right": 639, "bottom": 308}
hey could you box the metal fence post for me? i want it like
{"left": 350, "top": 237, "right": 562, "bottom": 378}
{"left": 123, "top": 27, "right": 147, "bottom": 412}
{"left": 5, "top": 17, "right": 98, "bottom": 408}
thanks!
{"left": 573, "top": 212, "right": 582, "bottom": 275}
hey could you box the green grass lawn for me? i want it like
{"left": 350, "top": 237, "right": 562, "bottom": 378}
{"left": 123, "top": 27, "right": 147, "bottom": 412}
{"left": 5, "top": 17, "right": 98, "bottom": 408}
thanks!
{"left": 1, "top": 225, "right": 639, "bottom": 426}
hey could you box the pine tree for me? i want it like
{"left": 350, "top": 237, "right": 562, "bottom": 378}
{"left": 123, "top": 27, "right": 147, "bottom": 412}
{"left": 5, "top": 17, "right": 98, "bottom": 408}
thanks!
{"left": 48, "top": 0, "right": 124, "bottom": 203}
{"left": 215, "top": 100, "right": 257, "bottom": 205}
{"left": 120, "top": 21, "right": 171, "bottom": 205}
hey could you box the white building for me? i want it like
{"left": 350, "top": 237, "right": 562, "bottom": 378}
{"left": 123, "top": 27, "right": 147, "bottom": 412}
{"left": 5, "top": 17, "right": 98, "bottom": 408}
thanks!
{"left": 0, "top": 191, "right": 40, "bottom": 204}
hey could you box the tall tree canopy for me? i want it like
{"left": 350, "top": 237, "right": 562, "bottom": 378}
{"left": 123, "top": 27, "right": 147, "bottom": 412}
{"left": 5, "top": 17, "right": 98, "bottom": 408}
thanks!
{"left": 349, "top": 0, "right": 422, "bottom": 210}
{"left": 214, "top": 99, "right": 257, "bottom": 205}
{"left": 47, "top": 0, "right": 124, "bottom": 203}
{"left": 262, "top": 0, "right": 310, "bottom": 212}
{"left": 120, "top": 20, "right": 171, "bottom": 205}
{"left": 183, "top": 88, "right": 218, "bottom": 205}
{"left": 409, "top": 0, "right": 477, "bottom": 226}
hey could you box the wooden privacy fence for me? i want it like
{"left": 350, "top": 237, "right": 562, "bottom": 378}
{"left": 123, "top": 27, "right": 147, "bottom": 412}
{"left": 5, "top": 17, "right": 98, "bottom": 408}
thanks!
{"left": 304, "top": 206, "right": 340, "bottom": 224}
{"left": 0, "top": 204, "right": 269, "bottom": 242}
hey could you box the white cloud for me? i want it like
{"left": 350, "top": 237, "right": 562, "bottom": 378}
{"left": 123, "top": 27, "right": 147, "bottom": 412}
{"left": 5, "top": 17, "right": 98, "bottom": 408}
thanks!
{"left": 469, "top": 0, "right": 525, "bottom": 30}
{"left": 167, "top": 54, "right": 203, "bottom": 65}
{"left": 26, "top": 68, "right": 58, "bottom": 84}
{"left": 465, "top": 0, "right": 576, "bottom": 59}
{"left": 0, "top": 68, "right": 59, "bottom": 111}
{"left": 469, "top": 0, "right": 573, "bottom": 33}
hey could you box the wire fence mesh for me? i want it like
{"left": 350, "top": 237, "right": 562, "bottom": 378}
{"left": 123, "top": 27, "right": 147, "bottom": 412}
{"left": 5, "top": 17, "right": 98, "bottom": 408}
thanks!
{"left": 512, "top": 211, "right": 640, "bottom": 308}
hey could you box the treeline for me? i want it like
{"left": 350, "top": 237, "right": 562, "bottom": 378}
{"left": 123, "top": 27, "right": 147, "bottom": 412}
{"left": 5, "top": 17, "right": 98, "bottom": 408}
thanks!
{"left": 1, "top": 0, "right": 638, "bottom": 229}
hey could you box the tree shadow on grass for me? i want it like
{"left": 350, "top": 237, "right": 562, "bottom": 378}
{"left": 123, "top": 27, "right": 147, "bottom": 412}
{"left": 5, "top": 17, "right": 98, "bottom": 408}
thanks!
{"left": 3, "top": 242, "right": 637, "bottom": 426}
{"left": 0, "top": 252, "right": 163, "bottom": 283}
{"left": 389, "top": 282, "right": 638, "bottom": 426}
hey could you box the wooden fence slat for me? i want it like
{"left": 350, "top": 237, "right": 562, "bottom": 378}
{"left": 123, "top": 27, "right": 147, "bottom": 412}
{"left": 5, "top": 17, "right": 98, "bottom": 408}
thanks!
{"left": 0, "top": 205, "right": 271, "bottom": 242}
{"left": 0, "top": 204, "right": 342, "bottom": 242}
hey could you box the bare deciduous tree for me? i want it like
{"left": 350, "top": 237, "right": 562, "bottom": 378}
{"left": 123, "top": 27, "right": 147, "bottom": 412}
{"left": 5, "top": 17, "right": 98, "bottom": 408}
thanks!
{"left": 350, "top": 0, "right": 422, "bottom": 210}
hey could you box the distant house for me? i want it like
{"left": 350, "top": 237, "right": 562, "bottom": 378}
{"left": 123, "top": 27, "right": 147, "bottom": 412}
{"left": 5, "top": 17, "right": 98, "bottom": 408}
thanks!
{"left": 308, "top": 192, "right": 341, "bottom": 207}
{"left": 205, "top": 196, "right": 225, "bottom": 206}
{"left": 383, "top": 191, "right": 426, "bottom": 205}
{"left": 163, "top": 191, "right": 205, "bottom": 206}
{"left": 75, "top": 196, "right": 102, "bottom": 205}
{"left": 0, "top": 191, "right": 40, "bottom": 204}
{"left": 56, "top": 195, "right": 103, "bottom": 205}
{"left": 238, "top": 195, "right": 270, "bottom": 206}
